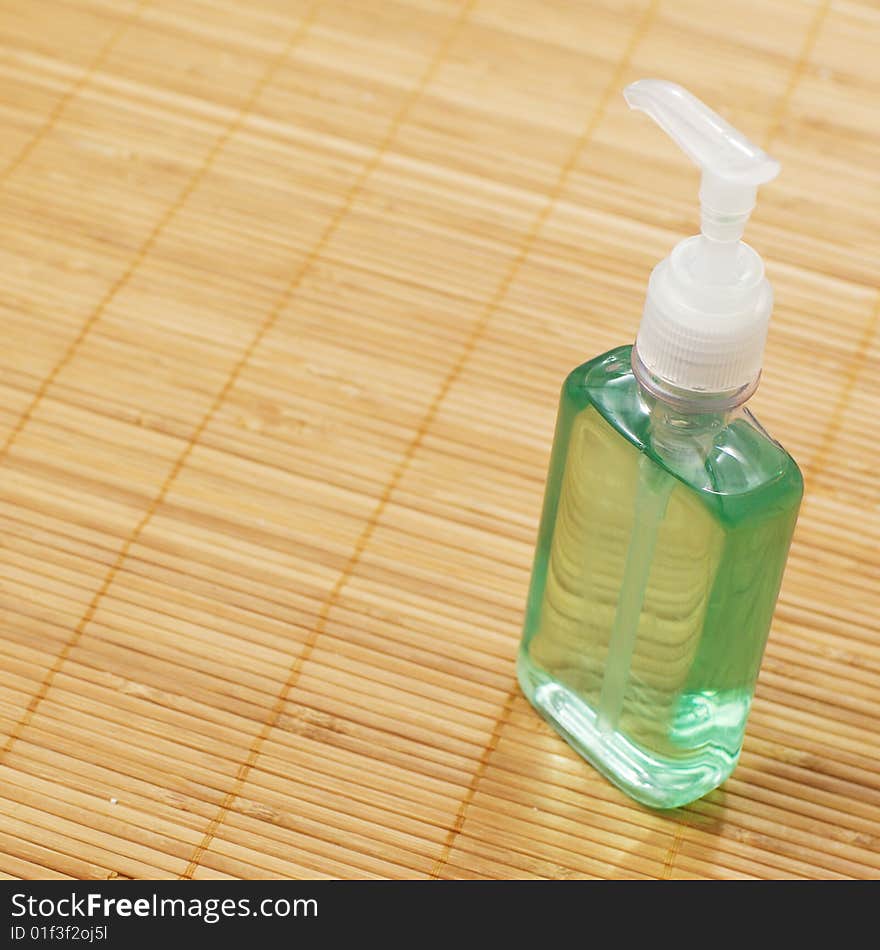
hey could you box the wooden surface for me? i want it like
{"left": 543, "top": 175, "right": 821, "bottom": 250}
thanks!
{"left": 0, "top": 0, "right": 878, "bottom": 881}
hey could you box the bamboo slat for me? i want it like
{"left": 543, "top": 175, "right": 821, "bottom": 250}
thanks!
{"left": 0, "top": 0, "right": 878, "bottom": 880}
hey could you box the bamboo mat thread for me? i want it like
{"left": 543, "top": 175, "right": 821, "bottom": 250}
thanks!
{"left": 0, "top": 0, "right": 878, "bottom": 880}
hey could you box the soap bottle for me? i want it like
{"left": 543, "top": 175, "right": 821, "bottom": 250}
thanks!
{"left": 518, "top": 80, "right": 803, "bottom": 809}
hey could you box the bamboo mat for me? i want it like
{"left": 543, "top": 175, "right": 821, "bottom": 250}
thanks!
{"left": 0, "top": 0, "right": 877, "bottom": 882}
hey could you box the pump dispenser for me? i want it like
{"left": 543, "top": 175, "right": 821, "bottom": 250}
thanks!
{"left": 518, "top": 80, "right": 803, "bottom": 808}
{"left": 626, "top": 80, "right": 779, "bottom": 397}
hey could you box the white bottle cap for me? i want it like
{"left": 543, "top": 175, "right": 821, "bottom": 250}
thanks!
{"left": 624, "top": 80, "right": 780, "bottom": 396}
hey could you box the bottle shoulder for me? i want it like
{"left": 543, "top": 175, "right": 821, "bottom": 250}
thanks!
{"left": 561, "top": 345, "right": 803, "bottom": 515}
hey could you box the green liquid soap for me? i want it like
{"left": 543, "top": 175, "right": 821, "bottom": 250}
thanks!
{"left": 518, "top": 346, "right": 803, "bottom": 808}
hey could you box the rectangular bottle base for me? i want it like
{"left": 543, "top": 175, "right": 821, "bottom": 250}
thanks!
{"left": 517, "top": 652, "right": 739, "bottom": 810}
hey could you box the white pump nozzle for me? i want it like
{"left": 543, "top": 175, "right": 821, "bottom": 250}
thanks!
{"left": 624, "top": 79, "right": 779, "bottom": 243}
{"left": 624, "top": 79, "right": 780, "bottom": 397}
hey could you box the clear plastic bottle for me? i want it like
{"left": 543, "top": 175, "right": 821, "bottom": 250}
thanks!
{"left": 518, "top": 81, "right": 803, "bottom": 808}
{"left": 518, "top": 345, "right": 802, "bottom": 808}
